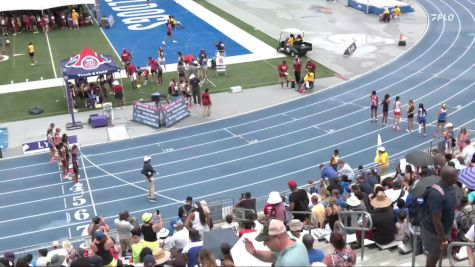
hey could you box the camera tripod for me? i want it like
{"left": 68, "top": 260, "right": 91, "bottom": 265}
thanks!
{"left": 199, "top": 75, "right": 216, "bottom": 88}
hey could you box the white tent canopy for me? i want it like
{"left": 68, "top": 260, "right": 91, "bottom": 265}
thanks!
{"left": 0, "top": 0, "right": 96, "bottom": 12}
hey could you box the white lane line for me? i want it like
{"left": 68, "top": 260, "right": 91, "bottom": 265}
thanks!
{"left": 0, "top": 161, "right": 56, "bottom": 172}
{"left": 223, "top": 128, "right": 252, "bottom": 144}
{"left": 0, "top": 170, "right": 61, "bottom": 183}
{"left": 329, "top": 98, "right": 367, "bottom": 109}
{"left": 313, "top": 126, "right": 329, "bottom": 133}
{"left": 45, "top": 32, "right": 57, "bottom": 78}
{"left": 281, "top": 113, "right": 298, "bottom": 120}
{"left": 82, "top": 154, "right": 182, "bottom": 204}
{"left": 79, "top": 146, "right": 97, "bottom": 217}
{"left": 80, "top": 0, "right": 449, "bottom": 159}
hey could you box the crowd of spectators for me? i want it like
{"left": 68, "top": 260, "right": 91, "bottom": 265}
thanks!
{"left": 0, "top": 6, "right": 91, "bottom": 36}
{"left": 2, "top": 133, "right": 474, "bottom": 267}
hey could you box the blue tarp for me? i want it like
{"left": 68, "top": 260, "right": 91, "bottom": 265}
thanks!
{"left": 60, "top": 48, "right": 120, "bottom": 79}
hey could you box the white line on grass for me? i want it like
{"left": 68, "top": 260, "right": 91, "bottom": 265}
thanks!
{"left": 45, "top": 32, "right": 57, "bottom": 78}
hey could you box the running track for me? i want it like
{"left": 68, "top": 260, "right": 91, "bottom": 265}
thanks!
{"left": 1, "top": 0, "right": 475, "bottom": 253}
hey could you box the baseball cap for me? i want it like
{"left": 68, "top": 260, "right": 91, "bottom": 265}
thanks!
{"left": 288, "top": 180, "right": 297, "bottom": 188}
{"left": 112, "top": 80, "right": 119, "bottom": 86}
{"left": 378, "top": 146, "right": 386, "bottom": 152}
{"left": 255, "top": 219, "right": 286, "bottom": 242}
{"left": 144, "top": 156, "right": 151, "bottom": 162}
{"left": 94, "top": 230, "right": 105, "bottom": 241}
{"left": 142, "top": 212, "right": 153, "bottom": 223}
{"left": 52, "top": 241, "right": 60, "bottom": 247}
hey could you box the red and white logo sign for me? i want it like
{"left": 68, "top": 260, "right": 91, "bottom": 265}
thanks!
{"left": 65, "top": 48, "right": 111, "bottom": 70}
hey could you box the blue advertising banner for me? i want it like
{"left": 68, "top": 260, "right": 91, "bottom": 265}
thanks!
{"left": 132, "top": 101, "right": 161, "bottom": 128}
{"left": 162, "top": 97, "right": 190, "bottom": 127}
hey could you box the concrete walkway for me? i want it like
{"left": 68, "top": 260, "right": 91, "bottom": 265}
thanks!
{"left": 0, "top": 0, "right": 428, "bottom": 158}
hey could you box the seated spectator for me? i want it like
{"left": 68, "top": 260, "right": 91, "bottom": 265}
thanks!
{"left": 307, "top": 179, "right": 318, "bottom": 194}
{"left": 287, "top": 34, "right": 295, "bottom": 47}
{"left": 263, "top": 191, "right": 286, "bottom": 222}
{"left": 340, "top": 175, "right": 352, "bottom": 198}
{"left": 131, "top": 235, "right": 144, "bottom": 264}
{"left": 198, "top": 249, "right": 218, "bottom": 267}
{"left": 182, "top": 229, "right": 203, "bottom": 267}
{"left": 393, "top": 198, "right": 408, "bottom": 223}
{"left": 394, "top": 211, "right": 409, "bottom": 241}
{"left": 331, "top": 189, "right": 346, "bottom": 208}
{"left": 220, "top": 243, "right": 234, "bottom": 263}
{"left": 370, "top": 191, "right": 396, "bottom": 245}
{"left": 455, "top": 197, "right": 474, "bottom": 236}
{"left": 2, "top": 251, "right": 15, "bottom": 267}
{"left": 319, "top": 188, "right": 331, "bottom": 207}
{"left": 300, "top": 69, "right": 315, "bottom": 91}
{"left": 288, "top": 219, "right": 304, "bottom": 240}
{"left": 254, "top": 213, "right": 266, "bottom": 232}
{"left": 309, "top": 193, "right": 320, "bottom": 209}
{"left": 325, "top": 198, "right": 341, "bottom": 231}
{"left": 385, "top": 180, "right": 408, "bottom": 209}
{"left": 164, "top": 219, "right": 189, "bottom": 252}
{"left": 322, "top": 232, "right": 357, "bottom": 266}
{"left": 221, "top": 214, "right": 239, "bottom": 235}
{"left": 239, "top": 220, "right": 257, "bottom": 237}
{"left": 351, "top": 185, "right": 370, "bottom": 210}
{"left": 36, "top": 248, "right": 49, "bottom": 267}
{"left": 46, "top": 241, "right": 68, "bottom": 266}
{"left": 294, "top": 34, "right": 303, "bottom": 45}
{"left": 302, "top": 234, "right": 324, "bottom": 264}
{"left": 337, "top": 160, "right": 355, "bottom": 180}
{"left": 311, "top": 196, "right": 326, "bottom": 228}
{"left": 236, "top": 191, "right": 256, "bottom": 220}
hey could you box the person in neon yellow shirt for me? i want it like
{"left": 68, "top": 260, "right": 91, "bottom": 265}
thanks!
{"left": 375, "top": 146, "right": 390, "bottom": 175}
{"left": 303, "top": 70, "right": 315, "bottom": 89}
{"left": 394, "top": 6, "right": 401, "bottom": 17}
{"left": 71, "top": 9, "right": 80, "bottom": 29}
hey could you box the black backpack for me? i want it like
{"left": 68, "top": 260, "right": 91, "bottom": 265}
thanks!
{"left": 408, "top": 184, "right": 445, "bottom": 226}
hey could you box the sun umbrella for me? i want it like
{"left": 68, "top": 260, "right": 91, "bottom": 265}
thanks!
{"left": 405, "top": 151, "right": 433, "bottom": 167}
{"left": 203, "top": 228, "right": 239, "bottom": 260}
{"left": 231, "top": 231, "right": 271, "bottom": 267}
{"left": 459, "top": 167, "right": 475, "bottom": 189}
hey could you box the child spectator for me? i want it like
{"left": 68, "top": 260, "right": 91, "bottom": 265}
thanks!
{"left": 393, "top": 198, "right": 407, "bottom": 223}
{"left": 394, "top": 211, "right": 409, "bottom": 241}
{"left": 220, "top": 215, "right": 239, "bottom": 235}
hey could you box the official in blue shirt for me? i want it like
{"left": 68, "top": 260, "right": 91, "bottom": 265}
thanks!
{"left": 319, "top": 164, "right": 338, "bottom": 180}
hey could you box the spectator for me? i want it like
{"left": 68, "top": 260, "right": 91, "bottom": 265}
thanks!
{"left": 307, "top": 179, "right": 318, "bottom": 194}
{"left": 115, "top": 211, "right": 134, "bottom": 257}
{"left": 421, "top": 166, "right": 458, "bottom": 266}
{"left": 320, "top": 164, "right": 338, "bottom": 181}
{"left": 143, "top": 254, "right": 155, "bottom": 267}
{"left": 239, "top": 220, "right": 256, "bottom": 237}
{"left": 198, "top": 249, "right": 218, "bottom": 267}
{"left": 458, "top": 128, "right": 469, "bottom": 152}
{"left": 325, "top": 198, "right": 341, "bottom": 231}
{"left": 244, "top": 219, "right": 310, "bottom": 266}
{"left": 184, "top": 202, "right": 211, "bottom": 238}
{"left": 375, "top": 147, "right": 389, "bottom": 175}
{"left": 236, "top": 191, "right": 256, "bottom": 220}
{"left": 178, "top": 196, "right": 194, "bottom": 221}
{"left": 462, "top": 139, "right": 475, "bottom": 166}
{"left": 394, "top": 211, "right": 409, "bottom": 241}
{"left": 370, "top": 191, "right": 395, "bottom": 245}
{"left": 311, "top": 195, "right": 326, "bottom": 228}
{"left": 309, "top": 193, "right": 319, "bottom": 209}
{"left": 89, "top": 231, "right": 117, "bottom": 267}
{"left": 263, "top": 191, "right": 286, "bottom": 222}
{"left": 164, "top": 219, "right": 189, "bottom": 252}
{"left": 385, "top": 180, "right": 408, "bottom": 209}
{"left": 221, "top": 215, "right": 239, "bottom": 235}
{"left": 182, "top": 229, "right": 203, "bottom": 267}
{"left": 36, "top": 248, "right": 49, "bottom": 267}
{"left": 288, "top": 180, "right": 310, "bottom": 222}
{"left": 319, "top": 188, "right": 331, "bottom": 207}
{"left": 2, "top": 252, "right": 15, "bottom": 267}
{"left": 111, "top": 81, "right": 124, "bottom": 109}
{"left": 337, "top": 160, "right": 355, "bottom": 180}
{"left": 465, "top": 224, "right": 475, "bottom": 267}
{"left": 302, "top": 234, "right": 324, "bottom": 263}
{"left": 130, "top": 235, "right": 144, "bottom": 264}
{"left": 189, "top": 74, "right": 201, "bottom": 105}
{"left": 322, "top": 232, "right": 357, "bottom": 266}
{"left": 141, "top": 212, "right": 163, "bottom": 253}
{"left": 220, "top": 243, "right": 234, "bottom": 263}
{"left": 201, "top": 88, "right": 212, "bottom": 117}
{"left": 393, "top": 198, "right": 408, "bottom": 223}
{"left": 87, "top": 216, "right": 110, "bottom": 240}
{"left": 288, "top": 219, "right": 304, "bottom": 240}
{"left": 46, "top": 241, "right": 68, "bottom": 266}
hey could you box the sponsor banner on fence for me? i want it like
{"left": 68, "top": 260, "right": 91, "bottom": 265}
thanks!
{"left": 132, "top": 101, "right": 161, "bottom": 128}
{"left": 162, "top": 98, "right": 190, "bottom": 127}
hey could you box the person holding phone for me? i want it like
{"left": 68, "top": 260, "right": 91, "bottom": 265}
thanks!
{"left": 142, "top": 156, "right": 157, "bottom": 203}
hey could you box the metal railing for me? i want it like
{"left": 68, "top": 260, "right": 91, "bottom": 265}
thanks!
{"left": 338, "top": 210, "right": 373, "bottom": 261}
{"left": 448, "top": 241, "right": 475, "bottom": 267}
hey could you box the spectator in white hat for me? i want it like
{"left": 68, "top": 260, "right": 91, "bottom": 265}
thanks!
{"left": 141, "top": 156, "right": 157, "bottom": 202}
{"left": 288, "top": 219, "right": 304, "bottom": 240}
{"left": 263, "top": 191, "right": 286, "bottom": 222}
